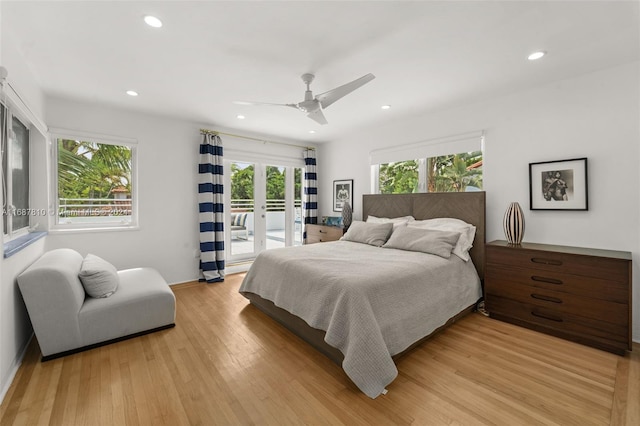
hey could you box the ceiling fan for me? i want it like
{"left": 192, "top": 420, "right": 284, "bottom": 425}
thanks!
{"left": 234, "top": 73, "right": 375, "bottom": 125}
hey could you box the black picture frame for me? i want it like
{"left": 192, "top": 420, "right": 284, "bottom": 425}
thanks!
{"left": 333, "top": 179, "right": 353, "bottom": 212}
{"left": 529, "top": 158, "right": 588, "bottom": 210}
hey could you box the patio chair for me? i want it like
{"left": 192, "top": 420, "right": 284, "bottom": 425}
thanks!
{"left": 231, "top": 213, "right": 249, "bottom": 240}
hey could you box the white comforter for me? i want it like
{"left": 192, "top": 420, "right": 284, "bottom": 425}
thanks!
{"left": 239, "top": 240, "right": 482, "bottom": 398}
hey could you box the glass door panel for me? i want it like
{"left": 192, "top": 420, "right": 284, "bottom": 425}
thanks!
{"left": 229, "top": 161, "right": 256, "bottom": 260}
{"left": 294, "top": 167, "right": 303, "bottom": 246}
{"left": 265, "top": 165, "right": 286, "bottom": 250}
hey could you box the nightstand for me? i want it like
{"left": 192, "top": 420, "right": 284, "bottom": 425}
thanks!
{"left": 305, "top": 224, "right": 343, "bottom": 244}
{"left": 484, "top": 240, "right": 632, "bottom": 355}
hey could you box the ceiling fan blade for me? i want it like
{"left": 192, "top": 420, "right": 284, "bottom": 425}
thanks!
{"left": 233, "top": 101, "right": 297, "bottom": 108}
{"left": 307, "top": 109, "right": 328, "bottom": 125}
{"left": 316, "top": 73, "right": 375, "bottom": 109}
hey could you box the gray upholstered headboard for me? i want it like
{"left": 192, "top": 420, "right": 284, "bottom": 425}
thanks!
{"left": 362, "top": 192, "right": 486, "bottom": 279}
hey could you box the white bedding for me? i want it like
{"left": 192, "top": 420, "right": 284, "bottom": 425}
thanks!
{"left": 239, "top": 240, "right": 482, "bottom": 398}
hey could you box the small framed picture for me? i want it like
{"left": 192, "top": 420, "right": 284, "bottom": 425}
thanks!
{"left": 529, "top": 158, "right": 588, "bottom": 210}
{"left": 333, "top": 179, "right": 353, "bottom": 212}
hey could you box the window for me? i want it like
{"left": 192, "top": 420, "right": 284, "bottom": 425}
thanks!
{"left": 371, "top": 131, "right": 484, "bottom": 194}
{"left": 378, "top": 160, "right": 419, "bottom": 194}
{"left": 426, "top": 151, "right": 483, "bottom": 192}
{"left": 1, "top": 102, "right": 31, "bottom": 237}
{"left": 377, "top": 151, "right": 482, "bottom": 194}
{"left": 53, "top": 134, "right": 137, "bottom": 230}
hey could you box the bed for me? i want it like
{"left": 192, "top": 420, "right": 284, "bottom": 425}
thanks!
{"left": 239, "top": 192, "right": 485, "bottom": 398}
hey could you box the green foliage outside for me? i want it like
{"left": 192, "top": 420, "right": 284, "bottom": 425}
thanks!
{"left": 58, "top": 139, "right": 132, "bottom": 200}
{"left": 230, "top": 163, "right": 302, "bottom": 212}
{"left": 379, "top": 151, "right": 483, "bottom": 194}
{"left": 379, "top": 160, "right": 419, "bottom": 194}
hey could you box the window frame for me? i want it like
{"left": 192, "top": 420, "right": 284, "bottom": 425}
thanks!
{"left": 1, "top": 101, "right": 32, "bottom": 239}
{"left": 370, "top": 130, "right": 484, "bottom": 195}
{"left": 49, "top": 129, "right": 139, "bottom": 232}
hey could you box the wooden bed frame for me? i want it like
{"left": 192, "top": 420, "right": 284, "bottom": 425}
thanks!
{"left": 244, "top": 191, "right": 486, "bottom": 365}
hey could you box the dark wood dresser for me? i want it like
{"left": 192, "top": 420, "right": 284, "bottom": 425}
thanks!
{"left": 485, "top": 240, "right": 632, "bottom": 355}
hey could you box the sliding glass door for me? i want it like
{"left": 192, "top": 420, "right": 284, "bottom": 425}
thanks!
{"left": 226, "top": 160, "right": 303, "bottom": 265}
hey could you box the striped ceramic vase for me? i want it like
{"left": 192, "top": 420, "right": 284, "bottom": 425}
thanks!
{"left": 342, "top": 201, "right": 353, "bottom": 232}
{"left": 503, "top": 202, "right": 525, "bottom": 245}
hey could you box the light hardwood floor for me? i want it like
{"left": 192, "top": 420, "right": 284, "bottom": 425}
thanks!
{"left": 1, "top": 272, "right": 638, "bottom": 425}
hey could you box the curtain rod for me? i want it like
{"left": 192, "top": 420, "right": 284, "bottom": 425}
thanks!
{"left": 200, "top": 128, "right": 315, "bottom": 150}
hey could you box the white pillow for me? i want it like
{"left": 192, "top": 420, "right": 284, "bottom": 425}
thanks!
{"left": 78, "top": 254, "right": 120, "bottom": 298}
{"left": 383, "top": 226, "right": 460, "bottom": 258}
{"left": 366, "top": 215, "right": 415, "bottom": 229}
{"left": 341, "top": 221, "right": 393, "bottom": 247}
{"left": 407, "top": 218, "right": 476, "bottom": 261}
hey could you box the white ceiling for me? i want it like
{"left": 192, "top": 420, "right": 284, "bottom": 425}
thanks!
{"left": 3, "top": 1, "right": 639, "bottom": 143}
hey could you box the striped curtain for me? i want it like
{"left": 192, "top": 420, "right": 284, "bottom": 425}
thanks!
{"left": 198, "top": 133, "right": 225, "bottom": 283}
{"left": 303, "top": 149, "right": 318, "bottom": 242}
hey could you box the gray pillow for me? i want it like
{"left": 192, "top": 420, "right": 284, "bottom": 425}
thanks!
{"left": 78, "top": 254, "right": 119, "bottom": 298}
{"left": 341, "top": 221, "right": 393, "bottom": 247}
{"left": 382, "top": 226, "right": 460, "bottom": 258}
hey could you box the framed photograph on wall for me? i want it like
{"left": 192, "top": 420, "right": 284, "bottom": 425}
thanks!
{"left": 529, "top": 158, "right": 588, "bottom": 210}
{"left": 333, "top": 179, "right": 353, "bottom": 212}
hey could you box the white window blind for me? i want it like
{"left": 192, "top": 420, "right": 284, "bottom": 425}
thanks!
{"left": 369, "top": 131, "right": 483, "bottom": 165}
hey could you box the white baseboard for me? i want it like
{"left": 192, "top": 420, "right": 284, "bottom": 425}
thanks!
{"left": 0, "top": 333, "right": 33, "bottom": 405}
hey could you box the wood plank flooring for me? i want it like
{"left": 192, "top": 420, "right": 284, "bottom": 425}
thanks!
{"left": 1, "top": 272, "right": 638, "bottom": 425}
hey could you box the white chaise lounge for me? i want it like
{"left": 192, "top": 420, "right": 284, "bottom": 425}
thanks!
{"left": 17, "top": 248, "right": 176, "bottom": 360}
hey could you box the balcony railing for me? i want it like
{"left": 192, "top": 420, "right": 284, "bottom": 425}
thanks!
{"left": 58, "top": 198, "right": 299, "bottom": 218}
{"left": 231, "top": 199, "right": 302, "bottom": 213}
{"left": 59, "top": 198, "right": 132, "bottom": 217}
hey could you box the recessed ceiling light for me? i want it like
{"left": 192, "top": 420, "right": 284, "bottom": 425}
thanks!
{"left": 528, "top": 51, "right": 546, "bottom": 61}
{"left": 126, "top": 90, "right": 138, "bottom": 97}
{"left": 236, "top": 115, "right": 245, "bottom": 120}
{"left": 308, "top": 130, "right": 316, "bottom": 134}
{"left": 381, "top": 105, "right": 391, "bottom": 110}
{"left": 144, "top": 15, "right": 163, "bottom": 28}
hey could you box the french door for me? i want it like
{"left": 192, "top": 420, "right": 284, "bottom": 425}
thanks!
{"left": 225, "top": 159, "right": 303, "bottom": 264}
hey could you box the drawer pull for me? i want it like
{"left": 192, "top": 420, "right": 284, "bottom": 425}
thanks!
{"left": 319, "top": 229, "right": 326, "bottom": 233}
{"left": 531, "top": 275, "right": 563, "bottom": 285}
{"left": 531, "top": 293, "right": 563, "bottom": 304}
{"left": 531, "top": 257, "right": 562, "bottom": 266}
{"left": 531, "top": 310, "right": 563, "bottom": 322}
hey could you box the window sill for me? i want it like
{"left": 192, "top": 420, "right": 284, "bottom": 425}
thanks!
{"left": 48, "top": 225, "right": 139, "bottom": 234}
{"left": 3, "top": 231, "right": 47, "bottom": 258}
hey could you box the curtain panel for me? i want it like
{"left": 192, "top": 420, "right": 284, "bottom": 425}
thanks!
{"left": 198, "top": 133, "right": 225, "bottom": 283}
{"left": 303, "top": 149, "right": 318, "bottom": 242}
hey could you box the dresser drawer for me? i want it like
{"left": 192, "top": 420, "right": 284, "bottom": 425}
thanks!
{"left": 487, "top": 295, "right": 629, "bottom": 353}
{"left": 485, "top": 265, "right": 628, "bottom": 303}
{"left": 486, "top": 245, "right": 630, "bottom": 283}
{"left": 485, "top": 283, "right": 628, "bottom": 325}
{"left": 305, "top": 225, "right": 343, "bottom": 244}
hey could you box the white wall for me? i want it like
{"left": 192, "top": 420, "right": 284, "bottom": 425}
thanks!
{"left": 319, "top": 62, "right": 640, "bottom": 342}
{"left": 0, "top": 239, "right": 45, "bottom": 400}
{"left": 44, "top": 99, "right": 202, "bottom": 284}
{"left": 0, "top": 23, "right": 49, "bottom": 401}
{"left": 44, "top": 98, "right": 310, "bottom": 284}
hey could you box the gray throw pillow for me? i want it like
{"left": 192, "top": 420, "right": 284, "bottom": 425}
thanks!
{"left": 341, "top": 221, "right": 393, "bottom": 247}
{"left": 78, "top": 254, "right": 119, "bottom": 298}
{"left": 382, "top": 226, "right": 460, "bottom": 258}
